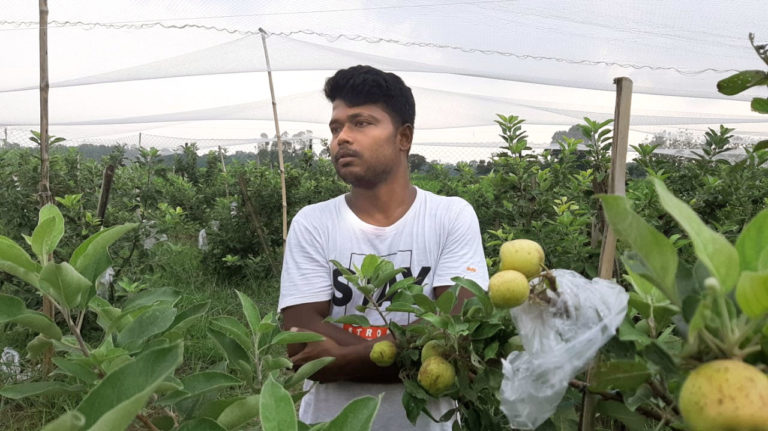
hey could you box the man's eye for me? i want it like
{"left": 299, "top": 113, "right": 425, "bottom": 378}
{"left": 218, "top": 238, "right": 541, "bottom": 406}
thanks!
{"left": 355, "top": 121, "right": 370, "bottom": 127}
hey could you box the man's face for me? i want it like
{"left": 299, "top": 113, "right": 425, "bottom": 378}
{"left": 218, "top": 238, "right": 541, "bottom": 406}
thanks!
{"left": 328, "top": 100, "right": 409, "bottom": 189}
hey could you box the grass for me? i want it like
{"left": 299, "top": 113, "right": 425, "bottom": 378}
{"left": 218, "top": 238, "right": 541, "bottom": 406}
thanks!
{"left": 0, "top": 241, "right": 283, "bottom": 431}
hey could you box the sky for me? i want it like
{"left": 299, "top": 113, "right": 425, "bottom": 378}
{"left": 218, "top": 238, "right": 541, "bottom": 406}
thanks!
{"left": 1, "top": 0, "right": 767, "bottom": 160}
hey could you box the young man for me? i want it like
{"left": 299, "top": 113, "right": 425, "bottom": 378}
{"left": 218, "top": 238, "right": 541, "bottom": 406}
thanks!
{"left": 279, "top": 65, "right": 489, "bottom": 430}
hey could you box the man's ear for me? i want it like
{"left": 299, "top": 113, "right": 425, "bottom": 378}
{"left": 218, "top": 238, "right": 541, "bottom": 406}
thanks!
{"left": 397, "top": 124, "right": 414, "bottom": 153}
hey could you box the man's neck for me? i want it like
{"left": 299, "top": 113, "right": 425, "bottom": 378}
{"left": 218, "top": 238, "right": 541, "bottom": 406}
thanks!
{"left": 346, "top": 175, "right": 416, "bottom": 227}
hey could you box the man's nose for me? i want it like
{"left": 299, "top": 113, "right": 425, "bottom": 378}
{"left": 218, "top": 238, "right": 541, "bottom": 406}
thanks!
{"left": 335, "top": 124, "right": 352, "bottom": 146}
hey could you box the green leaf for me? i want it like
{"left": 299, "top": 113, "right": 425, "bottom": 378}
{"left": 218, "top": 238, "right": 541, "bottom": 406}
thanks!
{"left": 736, "top": 208, "right": 768, "bottom": 272}
{"left": 259, "top": 376, "right": 298, "bottom": 431}
{"left": 117, "top": 306, "right": 177, "bottom": 349}
{"left": 208, "top": 327, "right": 252, "bottom": 373}
{"left": 600, "top": 194, "right": 679, "bottom": 304}
{"left": 177, "top": 418, "right": 227, "bottom": 431}
{"left": 716, "top": 70, "right": 768, "bottom": 95}
{"left": 285, "top": 357, "right": 336, "bottom": 388}
{"left": 752, "top": 97, "right": 768, "bottom": 114}
{"left": 590, "top": 360, "right": 650, "bottom": 393}
{"left": 161, "top": 371, "right": 243, "bottom": 405}
{"left": 0, "top": 381, "right": 84, "bottom": 400}
{"left": 70, "top": 223, "right": 138, "bottom": 283}
{"left": 27, "top": 334, "right": 54, "bottom": 359}
{"left": 436, "top": 289, "right": 456, "bottom": 315}
{"left": 122, "top": 287, "right": 180, "bottom": 313}
{"left": 642, "top": 342, "right": 679, "bottom": 377}
{"left": 210, "top": 316, "right": 253, "bottom": 354}
{"left": 166, "top": 301, "right": 210, "bottom": 339}
{"left": 324, "top": 395, "right": 381, "bottom": 431}
{"left": 0, "top": 236, "right": 42, "bottom": 287}
{"left": 53, "top": 357, "right": 99, "bottom": 384}
{"left": 413, "top": 293, "right": 437, "bottom": 313}
{"left": 76, "top": 343, "right": 184, "bottom": 431}
{"left": 271, "top": 331, "right": 325, "bottom": 345}
{"left": 216, "top": 395, "right": 260, "bottom": 430}
{"left": 360, "top": 254, "right": 380, "bottom": 279}
{"left": 326, "top": 314, "right": 371, "bottom": 328}
{"left": 39, "top": 262, "right": 92, "bottom": 309}
{"left": 30, "top": 205, "right": 65, "bottom": 263}
{"left": 652, "top": 178, "right": 739, "bottom": 292}
{"left": 40, "top": 411, "right": 86, "bottom": 431}
{"left": 451, "top": 277, "right": 492, "bottom": 312}
{"left": 754, "top": 140, "right": 768, "bottom": 152}
{"left": 235, "top": 290, "right": 261, "bottom": 335}
{"left": 735, "top": 271, "right": 768, "bottom": 317}
{"left": 617, "top": 320, "right": 651, "bottom": 349}
{"left": 624, "top": 384, "right": 653, "bottom": 412}
{"left": 0, "top": 294, "right": 62, "bottom": 339}
{"left": 595, "top": 401, "right": 648, "bottom": 431}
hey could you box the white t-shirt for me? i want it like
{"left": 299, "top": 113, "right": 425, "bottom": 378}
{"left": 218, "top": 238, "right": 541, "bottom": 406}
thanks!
{"left": 279, "top": 186, "right": 489, "bottom": 430}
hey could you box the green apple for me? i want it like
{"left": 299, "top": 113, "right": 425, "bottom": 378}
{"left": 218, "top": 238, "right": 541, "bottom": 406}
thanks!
{"left": 679, "top": 359, "right": 768, "bottom": 431}
{"left": 418, "top": 356, "right": 456, "bottom": 396}
{"left": 488, "top": 270, "right": 530, "bottom": 309}
{"left": 369, "top": 340, "right": 397, "bottom": 367}
{"left": 499, "top": 239, "right": 545, "bottom": 279}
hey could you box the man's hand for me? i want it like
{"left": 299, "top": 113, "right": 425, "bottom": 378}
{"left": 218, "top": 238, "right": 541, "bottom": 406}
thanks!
{"left": 288, "top": 327, "right": 375, "bottom": 383}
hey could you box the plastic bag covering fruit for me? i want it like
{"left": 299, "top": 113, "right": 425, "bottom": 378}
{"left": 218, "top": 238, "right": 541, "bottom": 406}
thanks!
{"left": 499, "top": 269, "right": 628, "bottom": 429}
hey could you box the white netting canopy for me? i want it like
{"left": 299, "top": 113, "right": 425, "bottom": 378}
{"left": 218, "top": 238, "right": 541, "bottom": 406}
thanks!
{"left": 1, "top": 0, "right": 767, "bottom": 157}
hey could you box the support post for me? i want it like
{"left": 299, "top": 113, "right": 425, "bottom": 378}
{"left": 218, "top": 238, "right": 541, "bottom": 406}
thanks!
{"left": 218, "top": 145, "right": 230, "bottom": 198}
{"left": 38, "top": 0, "right": 52, "bottom": 207}
{"left": 259, "top": 28, "right": 288, "bottom": 249}
{"left": 38, "top": 0, "right": 55, "bottom": 371}
{"left": 579, "top": 77, "right": 633, "bottom": 431}
{"left": 96, "top": 164, "right": 116, "bottom": 226}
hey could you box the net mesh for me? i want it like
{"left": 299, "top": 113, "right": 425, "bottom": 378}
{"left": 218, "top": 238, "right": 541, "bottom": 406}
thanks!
{"left": 1, "top": 0, "right": 767, "bottom": 151}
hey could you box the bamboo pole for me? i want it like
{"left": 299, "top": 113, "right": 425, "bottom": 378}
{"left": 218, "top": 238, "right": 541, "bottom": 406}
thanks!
{"left": 259, "top": 28, "right": 288, "bottom": 249}
{"left": 218, "top": 145, "right": 230, "bottom": 198}
{"left": 579, "top": 77, "right": 633, "bottom": 431}
{"left": 96, "top": 164, "right": 116, "bottom": 226}
{"left": 599, "top": 77, "right": 632, "bottom": 279}
{"left": 38, "top": 0, "right": 52, "bottom": 207}
{"left": 38, "top": 0, "right": 55, "bottom": 371}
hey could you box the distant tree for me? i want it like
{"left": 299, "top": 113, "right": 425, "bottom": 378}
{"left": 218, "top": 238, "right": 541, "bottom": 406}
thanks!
{"left": 174, "top": 142, "right": 199, "bottom": 184}
{"left": 408, "top": 153, "right": 428, "bottom": 173}
{"left": 550, "top": 124, "right": 585, "bottom": 145}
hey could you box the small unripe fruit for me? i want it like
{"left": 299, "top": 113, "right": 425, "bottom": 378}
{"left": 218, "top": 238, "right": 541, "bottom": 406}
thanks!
{"left": 418, "top": 356, "right": 456, "bottom": 396}
{"left": 421, "top": 340, "right": 448, "bottom": 363}
{"left": 499, "top": 239, "right": 545, "bottom": 279}
{"left": 679, "top": 359, "right": 768, "bottom": 431}
{"left": 488, "top": 270, "right": 530, "bottom": 308}
{"left": 369, "top": 340, "right": 397, "bottom": 367}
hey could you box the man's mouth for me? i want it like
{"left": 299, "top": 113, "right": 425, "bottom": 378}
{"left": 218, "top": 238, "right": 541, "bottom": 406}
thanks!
{"left": 334, "top": 151, "right": 359, "bottom": 163}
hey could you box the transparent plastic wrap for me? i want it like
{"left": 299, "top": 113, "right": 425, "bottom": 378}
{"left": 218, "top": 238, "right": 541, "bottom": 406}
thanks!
{"left": 499, "top": 269, "right": 629, "bottom": 429}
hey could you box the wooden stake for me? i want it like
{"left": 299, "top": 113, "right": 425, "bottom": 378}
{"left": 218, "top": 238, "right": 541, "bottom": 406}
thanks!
{"left": 599, "top": 77, "right": 633, "bottom": 279}
{"left": 579, "top": 77, "right": 633, "bottom": 431}
{"left": 38, "top": 0, "right": 55, "bottom": 371}
{"left": 259, "top": 28, "right": 288, "bottom": 249}
{"left": 96, "top": 164, "right": 116, "bottom": 226}
{"left": 38, "top": 0, "right": 52, "bottom": 207}
{"left": 218, "top": 145, "right": 230, "bottom": 198}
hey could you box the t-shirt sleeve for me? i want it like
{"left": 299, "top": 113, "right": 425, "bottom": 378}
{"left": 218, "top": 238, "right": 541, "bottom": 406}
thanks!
{"left": 430, "top": 199, "right": 490, "bottom": 290}
{"left": 278, "top": 209, "right": 334, "bottom": 311}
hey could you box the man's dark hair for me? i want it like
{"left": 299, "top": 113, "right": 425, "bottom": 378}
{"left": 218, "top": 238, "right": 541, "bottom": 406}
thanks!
{"left": 324, "top": 65, "right": 415, "bottom": 128}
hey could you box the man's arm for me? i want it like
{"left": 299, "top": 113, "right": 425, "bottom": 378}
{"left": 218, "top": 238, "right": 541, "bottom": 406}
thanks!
{"left": 281, "top": 285, "right": 475, "bottom": 383}
{"left": 282, "top": 300, "right": 399, "bottom": 383}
